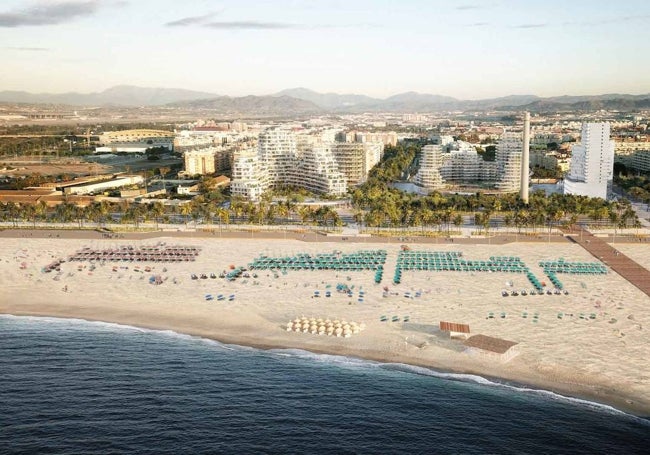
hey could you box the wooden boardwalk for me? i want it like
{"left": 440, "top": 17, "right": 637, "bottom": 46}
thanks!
{"left": 561, "top": 227, "right": 650, "bottom": 297}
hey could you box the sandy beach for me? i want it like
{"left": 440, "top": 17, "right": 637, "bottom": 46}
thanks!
{"left": 2, "top": 233, "right": 649, "bottom": 416}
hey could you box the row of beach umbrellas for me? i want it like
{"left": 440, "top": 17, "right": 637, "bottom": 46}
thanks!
{"left": 286, "top": 316, "right": 366, "bottom": 337}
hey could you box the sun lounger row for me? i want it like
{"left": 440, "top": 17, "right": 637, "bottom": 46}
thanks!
{"left": 396, "top": 251, "right": 528, "bottom": 273}
{"left": 68, "top": 245, "right": 200, "bottom": 263}
{"left": 248, "top": 250, "right": 387, "bottom": 272}
{"left": 539, "top": 260, "right": 607, "bottom": 275}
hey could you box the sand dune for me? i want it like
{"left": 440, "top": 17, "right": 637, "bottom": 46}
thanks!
{"left": 1, "top": 236, "right": 649, "bottom": 415}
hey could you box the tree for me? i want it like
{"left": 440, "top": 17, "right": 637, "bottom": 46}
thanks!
{"left": 151, "top": 201, "right": 165, "bottom": 229}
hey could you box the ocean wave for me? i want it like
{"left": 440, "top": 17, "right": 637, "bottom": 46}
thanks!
{"left": 267, "top": 348, "right": 379, "bottom": 369}
{"left": 0, "top": 314, "right": 241, "bottom": 352}
{"left": 380, "top": 362, "right": 649, "bottom": 424}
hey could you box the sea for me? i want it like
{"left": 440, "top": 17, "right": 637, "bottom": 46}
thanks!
{"left": 1, "top": 315, "right": 649, "bottom": 455}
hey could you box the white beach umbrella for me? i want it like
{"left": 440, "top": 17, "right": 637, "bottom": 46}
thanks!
{"left": 335, "top": 327, "right": 343, "bottom": 337}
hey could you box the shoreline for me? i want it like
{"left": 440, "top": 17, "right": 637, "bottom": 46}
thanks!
{"left": 2, "top": 308, "right": 648, "bottom": 419}
{"left": 2, "top": 233, "right": 649, "bottom": 418}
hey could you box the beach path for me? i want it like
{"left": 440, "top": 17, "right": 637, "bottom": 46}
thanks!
{"left": 562, "top": 227, "right": 650, "bottom": 297}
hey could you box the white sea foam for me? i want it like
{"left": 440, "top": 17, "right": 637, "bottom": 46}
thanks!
{"left": 381, "top": 362, "right": 650, "bottom": 424}
{"left": 0, "top": 314, "right": 239, "bottom": 351}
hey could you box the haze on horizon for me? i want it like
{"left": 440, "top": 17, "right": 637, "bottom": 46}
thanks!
{"left": 1, "top": 0, "right": 649, "bottom": 100}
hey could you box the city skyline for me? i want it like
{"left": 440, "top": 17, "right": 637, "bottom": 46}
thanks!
{"left": 1, "top": 0, "right": 649, "bottom": 99}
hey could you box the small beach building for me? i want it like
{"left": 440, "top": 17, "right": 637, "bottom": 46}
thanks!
{"left": 439, "top": 321, "right": 471, "bottom": 340}
{"left": 464, "top": 334, "right": 519, "bottom": 362}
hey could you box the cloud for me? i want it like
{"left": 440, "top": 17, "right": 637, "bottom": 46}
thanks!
{"left": 4, "top": 46, "right": 51, "bottom": 51}
{"left": 456, "top": 4, "right": 483, "bottom": 10}
{"left": 0, "top": 1, "right": 118, "bottom": 27}
{"left": 165, "top": 12, "right": 220, "bottom": 27}
{"left": 203, "top": 21, "right": 298, "bottom": 30}
{"left": 512, "top": 23, "right": 547, "bottom": 29}
{"left": 165, "top": 13, "right": 304, "bottom": 30}
{"left": 466, "top": 22, "right": 489, "bottom": 27}
{"left": 165, "top": 12, "right": 369, "bottom": 31}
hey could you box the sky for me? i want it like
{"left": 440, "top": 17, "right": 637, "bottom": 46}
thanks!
{"left": 1, "top": 0, "right": 649, "bottom": 99}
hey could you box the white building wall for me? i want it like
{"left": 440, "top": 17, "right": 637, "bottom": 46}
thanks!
{"left": 496, "top": 132, "right": 523, "bottom": 192}
{"left": 564, "top": 123, "right": 614, "bottom": 200}
{"left": 415, "top": 145, "right": 445, "bottom": 189}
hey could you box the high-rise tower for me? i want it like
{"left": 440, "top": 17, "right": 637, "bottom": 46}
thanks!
{"left": 563, "top": 123, "right": 614, "bottom": 200}
{"left": 520, "top": 112, "right": 530, "bottom": 204}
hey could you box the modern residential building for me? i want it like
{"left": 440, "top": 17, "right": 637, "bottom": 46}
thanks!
{"left": 230, "top": 129, "right": 348, "bottom": 200}
{"left": 184, "top": 149, "right": 216, "bottom": 175}
{"left": 330, "top": 142, "right": 383, "bottom": 186}
{"left": 628, "top": 150, "right": 650, "bottom": 173}
{"left": 496, "top": 132, "right": 523, "bottom": 192}
{"left": 563, "top": 123, "right": 614, "bottom": 200}
{"left": 230, "top": 149, "right": 266, "bottom": 200}
{"left": 335, "top": 131, "right": 398, "bottom": 147}
{"left": 440, "top": 149, "right": 497, "bottom": 183}
{"left": 414, "top": 145, "right": 445, "bottom": 189}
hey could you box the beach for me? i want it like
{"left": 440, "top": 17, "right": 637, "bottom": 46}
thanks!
{"left": 1, "top": 232, "right": 649, "bottom": 416}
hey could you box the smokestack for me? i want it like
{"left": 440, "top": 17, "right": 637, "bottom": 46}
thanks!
{"left": 520, "top": 111, "right": 530, "bottom": 204}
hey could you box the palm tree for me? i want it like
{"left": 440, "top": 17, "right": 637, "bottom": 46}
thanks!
{"left": 216, "top": 207, "right": 230, "bottom": 231}
{"left": 34, "top": 200, "right": 48, "bottom": 226}
{"left": 298, "top": 206, "right": 315, "bottom": 225}
{"left": 452, "top": 213, "right": 463, "bottom": 234}
{"left": 265, "top": 204, "right": 277, "bottom": 225}
{"left": 179, "top": 203, "right": 192, "bottom": 227}
{"left": 151, "top": 201, "right": 165, "bottom": 229}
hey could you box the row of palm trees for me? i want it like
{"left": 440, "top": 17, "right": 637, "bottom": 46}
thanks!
{"left": 0, "top": 196, "right": 343, "bottom": 230}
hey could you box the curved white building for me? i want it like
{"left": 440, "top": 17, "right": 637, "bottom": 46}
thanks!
{"left": 496, "top": 132, "right": 523, "bottom": 192}
{"left": 414, "top": 145, "right": 445, "bottom": 189}
{"left": 231, "top": 129, "right": 347, "bottom": 200}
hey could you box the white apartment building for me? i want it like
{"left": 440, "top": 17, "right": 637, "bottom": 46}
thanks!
{"left": 629, "top": 150, "right": 650, "bottom": 172}
{"left": 564, "top": 123, "right": 614, "bottom": 199}
{"left": 336, "top": 131, "right": 398, "bottom": 147}
{"left": 530, "top": 132, "right": 562, "bottom": 150}
{"left": 230, "top": 129, "right": 347, "bottom": 200}
{"left": 414, "top": 145, "right": 445, "bottom": 189}
{"left": 440, "top": 149, "right": 498, "bottom": 183}
{"left": 184, "top": 149, "right": 216, "bottom": 176}
{"left": 330, "top": 142, "right": 383, "bottom": 186}
{"left": 429, "top": 135, "right": 455, "bottom": 148}
{"left": 496, "top": 132, "right": 523, "bottom": 192}
{"left": 290, "top": 145, "right": 347, "bottom": 196}
{"left": 230, "top": 149, "right": 266, "bottom": 200}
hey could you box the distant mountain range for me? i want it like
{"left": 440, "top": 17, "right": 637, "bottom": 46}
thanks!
{"left": 1, "top": 85, "right": 649, "bottom": 113}
{"left": 167, "top": 95, "right": 321, "bottom": 115}
{"left": 273, "top": 88, "right": 650, "bottom": 112}
{"left": 0, "top": 85, "right": 218, "bottom": 107}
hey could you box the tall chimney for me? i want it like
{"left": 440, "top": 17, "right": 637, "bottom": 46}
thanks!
{"left": 520, "top": 111, "right": 530, "bottom": 204}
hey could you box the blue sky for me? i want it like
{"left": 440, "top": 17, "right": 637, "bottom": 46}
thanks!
{"left": 1, "top": 0, "right": 648, "bottom": 98}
